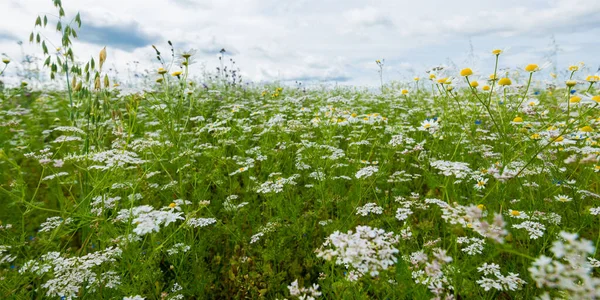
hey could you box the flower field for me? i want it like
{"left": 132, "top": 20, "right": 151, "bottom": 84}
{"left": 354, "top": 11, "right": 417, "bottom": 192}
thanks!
{"left": 1, "top": 2, "right": 600, "bottom": 299}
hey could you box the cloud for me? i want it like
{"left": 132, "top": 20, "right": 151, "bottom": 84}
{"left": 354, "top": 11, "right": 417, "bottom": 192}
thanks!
{"left": 77, "top": 21, "right": 160, "bottom": 51}
{"left": 0, "top": 31, "right": 18, "bottom": 42}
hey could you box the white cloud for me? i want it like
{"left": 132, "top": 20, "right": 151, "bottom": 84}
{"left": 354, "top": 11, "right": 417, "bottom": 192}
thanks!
{"left": 0, "top": 0, "right": 599, "bottom": 87}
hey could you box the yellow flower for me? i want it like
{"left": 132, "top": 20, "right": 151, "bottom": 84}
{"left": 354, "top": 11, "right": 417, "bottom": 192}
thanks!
{"left": 447, "top": 85, "right": 453, "bottom": 91}
{"left": 592, "top": 96, "right": 600, "bottom": 103}
{"left": 460, "top": 68, "right": 473, "bottom": 77}
{"left": 498, "top": 78, "right": 512, "bottom": 86}
{"left": 414, "top": 77, "right": 420, "bottom": 81}
{"left": 550, "top": 73, "right": 557, "bottom": 78}
{"left": 1, "top": 58, "right": 9, "bottom": 64}
{"left": 586, "top": 75, "right": 600, "bottom": 82}
{"left": 172, "top": 71, "right": 183, "bottom": 77}
{"left": 525, "top": 64, "right": 539, "bottom": 72}
{"left": 437, "top": 77, "right": 450, "bottom": 84}
{"left": 401, "top": 89, "right": 409, "bottom": 95}
{"left": 477, "top": 204, "right": 486, "bottom": 210}
{"left": 489, "top": 74, "right": 498, "bottom": 81}
{"left": 510, "top": 210, "right": 520, "bottom": 216}
{"left": 169, "top": 202, "right": 176, "bottom": 208}
{"left": 158, "top": 68, "right": 167, "bottom": 75}
{"left": 512, "top": 116, "right": 524, "bottom": 123}
{"left": 580, "top": 126, "right": 593, "bottom": 132}
{"left": 470, "top": 81, "right": 479, "bottom": 88}
{"left": 566, "top": 80, "right": 577, "bottom": 87}
{"left": 482, "top": 85, "right": 490, "bottom": 91}
{"left": 429, "top": 74, "right": 436, "bottom": 80}
{"left": 492, "top": 49, "right": 502, "bottom": 55}
{"left": 530, "top": 133, "right": 541, "bottom": 140}
{"left": 568, "top": 65, "right": 579, "bottom": 71}
{"left": 554, "top": 136, "right": 564, "bottom": 142}
{"left": 569, "top": 96, "right": 581, "bottom": 103}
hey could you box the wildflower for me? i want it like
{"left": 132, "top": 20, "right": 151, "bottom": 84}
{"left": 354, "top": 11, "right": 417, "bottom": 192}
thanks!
{"left": 569, "top": 96, "right": 581, "bottom": 103}
{"left": 158, "top": 68, "right": 167, "bottom": 75}
{"left": 529, "top": 231, "right": 599, "bottom": 299}
{"left": 525, "top": 64, "right": 539, "bottom": 72}
{"left": 580, "top": 125, "right": 593, "bottom": 132}
{"left": 585, "top": 75, "right": 600, "bottom": 82}
{"left": 566, "top": 80, "right": 577, "bottom": 87}
{"left": 470, "top": 80, "right": 479, "bottom": 88}
{"left": 288, "top": 279, "right": 321, "bottom": 298}
{"left": 356, "top": 203, "right": 383, "bottom": 216}
{"left": 419, "top": 118, "right": 440, "bottom": 133}
{"left": 401, "top": 89, "right": 409, "bottom": 94}
{"left": 414, "top": 77, "right": 420, "bottom": 81}
{"left": 568, "top": 65, "right": 579, "bottom": 71}
{"left": 498, "top": 78, "right": 512, "bottom": 86}
{"left": 593, "top": 96, "right": 600, "bottom": 103}
{"left": 316, "top": 225, "right": 399, "bottom": 276}
{"left": 477, "top": 262, "right": 526, "bottom": 291}
{"left": 492, "top": 49, "right": 502, "bottom": 55}
{"left": 429, "top": 74, "right": 436, "bottom": 80}
{"left": 437, "top": 77, "right": 450, "bottom": 84}
{"left": 172, "top": 71, "right": 183, "bottom": 77}
{"left": 473, "top": 177, "right": 488, "bottom": 190}
{"left": 554, "top": 194, "right": 572, "bottom": 202}
{"left": 460, "top": 68, "right": 473, "bottom": 76}
{"left": 489, "top": 74, "right": 498, "bottom": 81}
{"left": 512, "top": 116, "right": 523, "bottom": 123}
{"left": 510, "top": 210, "right": 521, "bottom": 216}
{"left": 482, "top": 85, "right": 490, "bottom": 91}
{"left": 2, "top": 58, "right": 9, "bottom": 64}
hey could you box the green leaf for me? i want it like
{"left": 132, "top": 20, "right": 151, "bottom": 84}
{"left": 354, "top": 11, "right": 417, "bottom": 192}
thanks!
{"left": 56, "top": 21, "right": 62, "bottom": 32}
{"left": 43, "top": 15, "right": 48, "bottom": 27}
{"left": 75, "top": 13, "right": 81, "bottom": 27}
{"left": 36, "top": 33, "right": 40, "bottom": 43}
{"left": 44, "top": 56, "right": 51, "bottom": 66}
{"left": 90, "top": 58, "right": 95, "bottom": 70}
{"left": 29, "top": 32, "right": 34, "bottom": 43}
{"left": 42, "top": 41, "right": 48, "bottom": 55}
{"left": 35, "top": 16, "right": 41, "bottom": 26}
{"left": 84, "top": 62, "right": 89, "bottom": 73}
{"left": 71, "top": 29, "right": 78, "bottom": 38}
{"left": 59, "top": 7, "right": 65, "bottom": 17}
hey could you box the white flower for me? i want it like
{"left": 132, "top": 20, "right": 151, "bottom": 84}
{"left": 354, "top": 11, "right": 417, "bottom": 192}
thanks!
{"left": 355, "top": 166, "right": 378, "bottom": 179}
{"left": 554, "top": 194, "right": 573, "bottom": 202}
{"left": 316, "top": 226, "right": 399, "bottom": 276}
{"left": 356, "top": 203, "right": 383, "bottom": 216}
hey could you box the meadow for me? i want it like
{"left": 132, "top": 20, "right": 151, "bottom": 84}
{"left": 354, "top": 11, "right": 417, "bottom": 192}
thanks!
{"left": 1, "top": 1, "right": 600, "bottom": 299}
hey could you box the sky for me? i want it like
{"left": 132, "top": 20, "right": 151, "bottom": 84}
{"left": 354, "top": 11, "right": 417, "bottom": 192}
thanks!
{"left": 1, "top": 0, "right": 600, "bottom": 87}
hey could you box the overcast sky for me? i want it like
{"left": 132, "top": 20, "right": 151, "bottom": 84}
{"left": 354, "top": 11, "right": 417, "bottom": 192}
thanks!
{"left": 1, "top": 0, "right": 600, "bottom": 87}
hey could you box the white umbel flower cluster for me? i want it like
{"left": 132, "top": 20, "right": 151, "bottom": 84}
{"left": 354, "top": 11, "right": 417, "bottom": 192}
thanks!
{"left": 114, "top": 205, "right": 184, "bottom": 236}
{"left": 355, "top": 203, "right": 383, "bottom": 216}
{"left": 355, "top": 166, "right": 379, "bottom": 179}
{"left": 287, "top": 279, "right": 321, "bottom": 299}
{"left": 529, "top": 231, "right": 600, "bottom": 299}
{"left": 20, "top": 247, "right": 122, "bottom": 300}
{"left": 315, "top": 225, "right": 399, "bottom": 277}
{"left": 476, "top": 262, "right": 526, "bottom": 291}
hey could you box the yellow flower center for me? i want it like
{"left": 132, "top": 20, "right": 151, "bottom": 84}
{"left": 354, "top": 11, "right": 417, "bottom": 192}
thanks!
{"left": 512, "top": 116, "right": 523, "bottom": 123}
{"left": 569, "top": 96, "right": 581, "bottom": 103}
{"left": 580, "top": 126, "right": 593, "bottom": 132}
{"left": 510, "top": 210, "right": 520, "bottom": 216}
{"left": 460, "top": 68, "right": 473, "bottom": 77}
{"left": 498, "top": 78, "right": 512, "bottom": 86}
{"left": 525, "top": 64, "right": 539, "bottom": 72}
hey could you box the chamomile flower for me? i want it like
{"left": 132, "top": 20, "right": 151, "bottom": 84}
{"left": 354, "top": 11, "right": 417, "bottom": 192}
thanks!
{"left": 554, "top": 194, "right": 572, "bottom": 202}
